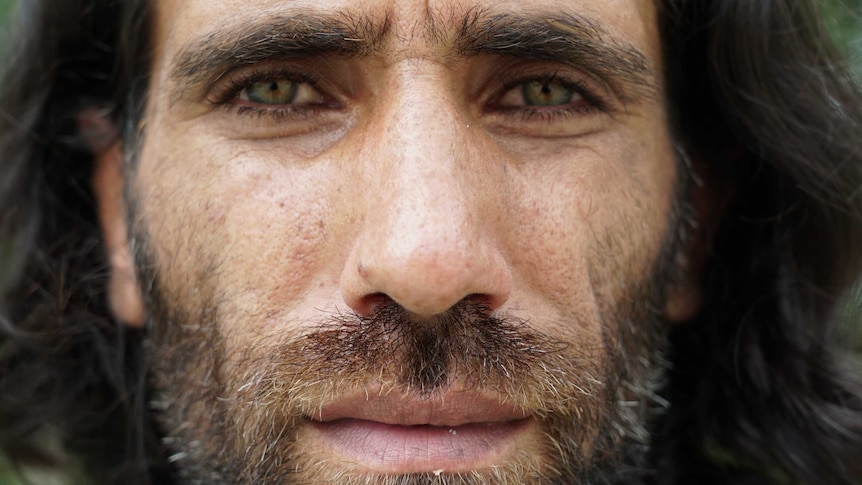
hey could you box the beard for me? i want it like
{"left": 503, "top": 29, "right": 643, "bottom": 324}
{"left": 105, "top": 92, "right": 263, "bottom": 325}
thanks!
{"left": 139, "top": 270, "right": 672, "bottom": 485}
{"left": 131, "top": 170, "right": 688, "bottom": 485}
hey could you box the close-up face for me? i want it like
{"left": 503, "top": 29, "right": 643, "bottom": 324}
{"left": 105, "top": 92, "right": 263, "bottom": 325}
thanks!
{"left": 95, "top": 0, "right": 700, "bottom": 482}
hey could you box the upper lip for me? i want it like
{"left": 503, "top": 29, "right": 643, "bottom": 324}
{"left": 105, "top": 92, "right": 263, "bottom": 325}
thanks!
{"left": 308, "top": 388, "right": 530, "bottom": 427}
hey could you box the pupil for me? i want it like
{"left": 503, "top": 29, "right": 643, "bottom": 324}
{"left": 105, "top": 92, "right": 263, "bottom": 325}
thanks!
{"left": 267, "top": 81, "right": 279, "bottom": 92}
{"left": 541, "top": 83, "right": 552, "bottom": 95}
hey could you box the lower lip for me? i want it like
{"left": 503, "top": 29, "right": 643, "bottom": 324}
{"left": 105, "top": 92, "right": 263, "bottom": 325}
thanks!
{"left": 308, "top": 417, "right": 534, "bottom": 474}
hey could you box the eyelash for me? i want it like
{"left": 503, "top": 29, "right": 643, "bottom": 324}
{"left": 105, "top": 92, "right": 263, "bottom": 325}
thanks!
{"left": 495, "top": 73, "right": 611, "bottom": 122}
{"left": 210, "top": 69, "right": 610, "bottom": 124}
{"left": 211, "top": 68, "right": 330, "bottom": 122}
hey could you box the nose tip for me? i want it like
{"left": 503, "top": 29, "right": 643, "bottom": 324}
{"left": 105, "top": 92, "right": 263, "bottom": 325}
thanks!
{"left": 342, "top": 239, "right": 512, "bottom": 317}
{"left": 338, "top": 67, "right": 511, "bottom": 318}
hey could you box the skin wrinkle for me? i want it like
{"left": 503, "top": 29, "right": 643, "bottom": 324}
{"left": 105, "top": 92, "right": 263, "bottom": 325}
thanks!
{"left": 119, "top": 0, "right": 685, "bottom": 482}
{"left": 168, "top": 11, "right": 658, "bottom": 106}
{"left": 169, "top": 11, "right": 387, "bottom": 98}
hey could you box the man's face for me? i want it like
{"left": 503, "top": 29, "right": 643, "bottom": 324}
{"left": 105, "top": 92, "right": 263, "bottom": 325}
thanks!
{"left": 100, "top": 0, "right": 700, "bottom": 482}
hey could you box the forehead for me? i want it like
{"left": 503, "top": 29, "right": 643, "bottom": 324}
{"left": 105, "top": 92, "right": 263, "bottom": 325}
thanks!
{"left": 152, "top": 0, "right": 661, "bottom": 67}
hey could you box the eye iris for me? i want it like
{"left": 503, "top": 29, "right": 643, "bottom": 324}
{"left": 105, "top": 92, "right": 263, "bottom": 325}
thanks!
{"left": 246, "top": 80, "right": 299, "bottom": 105}
{"left": 522, "top": 80, "right": 574, "bottom": 107}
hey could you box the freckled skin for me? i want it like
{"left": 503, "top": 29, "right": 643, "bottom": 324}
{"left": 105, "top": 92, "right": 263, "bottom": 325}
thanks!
{"left": 96, "top": 0, "right": 700, "bottom": 482}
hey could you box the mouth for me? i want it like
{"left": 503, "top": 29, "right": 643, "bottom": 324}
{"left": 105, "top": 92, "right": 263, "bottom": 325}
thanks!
{"left": 304, "top": 389, "right": 539, "bottom": 475}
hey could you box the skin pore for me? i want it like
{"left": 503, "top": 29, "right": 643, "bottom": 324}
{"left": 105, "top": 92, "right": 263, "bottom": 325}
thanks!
{"left": 92, "top": 0, "right": 704, "bottom": 482}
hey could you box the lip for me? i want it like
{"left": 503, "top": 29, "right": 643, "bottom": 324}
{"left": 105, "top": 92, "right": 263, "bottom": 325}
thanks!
{"left": 309, "top": 388, "right": 530, "bottom": 425}
{"left": 304, "top": 388, "right": 537, "bottom": 474}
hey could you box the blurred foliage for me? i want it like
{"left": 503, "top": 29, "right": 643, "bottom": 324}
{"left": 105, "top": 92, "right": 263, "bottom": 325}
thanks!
{"left": 0, "top": 0, "right": 12, "bottom": 40}
{"left": 0, "top": 0, "right": 12, "bottom": 21}
{"left": 822, "top": 0, "right": 862, "bottom": 72}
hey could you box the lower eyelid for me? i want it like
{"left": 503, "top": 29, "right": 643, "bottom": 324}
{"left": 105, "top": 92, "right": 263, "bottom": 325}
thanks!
{"left": 216, "top": 99, "right": 347, "bottom": 126}
{"left": 488, "top": 97, "right": 596, "bottom": 116}
{"left": 481, "top": 107, "right": 611, "bottom": 139}
{"left": 512, "top": 105, "right": 599, "bottom": 119}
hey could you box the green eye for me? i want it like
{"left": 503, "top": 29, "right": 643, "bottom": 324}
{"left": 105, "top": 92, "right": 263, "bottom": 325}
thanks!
{"left": 239, "top": 78, "right": 322, "bottom": 106}
{"left": 497, "top": 77, "right": 586, "bottom": 110}
{"left": 520, "top": 80, "right": 576, "bottom": 107}
{"left": 245, "top": 80, "right": 299, "bottom": 105}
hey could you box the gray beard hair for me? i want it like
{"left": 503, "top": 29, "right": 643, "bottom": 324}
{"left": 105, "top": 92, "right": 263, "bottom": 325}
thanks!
{"left": 143, "top": 282, "right": 670, "bottom": 485}
{"left": 132, "top": 149, "right": 689, "bottom": 484}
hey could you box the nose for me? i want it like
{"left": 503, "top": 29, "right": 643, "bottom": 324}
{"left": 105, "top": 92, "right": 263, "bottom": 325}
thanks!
{"left": 340, "top": 75, "right": 512, "bottom": 318}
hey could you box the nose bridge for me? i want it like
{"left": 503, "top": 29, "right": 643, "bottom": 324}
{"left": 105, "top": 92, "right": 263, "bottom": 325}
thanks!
{"left": 341, "top": 66, "right": 512, "bottom": 317}
{"left": 385, "top": 73, "right": 468, "bottom": 239}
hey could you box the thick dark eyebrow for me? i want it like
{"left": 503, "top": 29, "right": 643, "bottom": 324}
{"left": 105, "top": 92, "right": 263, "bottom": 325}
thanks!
{"left": 455, "top": 12, "right": 659, "bottom": 101}
{"left": 169, "top": 13, "right": 390, "bottom": 99}
{"left": 169, "top": 9, "right": 658, "bottom": 103}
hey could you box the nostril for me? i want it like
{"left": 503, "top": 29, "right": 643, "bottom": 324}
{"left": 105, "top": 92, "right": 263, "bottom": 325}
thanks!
{"left": 351, "top": 292, "right": 390, "bottom": 317}
{"left": 340, "top": 206, "right": 513, "bottom": 318}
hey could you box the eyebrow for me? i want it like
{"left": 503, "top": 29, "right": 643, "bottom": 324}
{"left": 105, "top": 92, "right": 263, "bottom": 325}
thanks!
{"left": 169, "top": 9, "right": 658, "bottom": 102}
{"left": 170, "top": 13, "right": 387, "bottom": 97}
{"left": 456, "top": 12, "right": 658, "bottom": 100}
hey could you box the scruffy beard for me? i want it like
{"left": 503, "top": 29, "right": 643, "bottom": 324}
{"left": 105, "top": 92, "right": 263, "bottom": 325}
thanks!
{"left": 131, "top": 160, "right": 689, "bottom": 484}
{"left": 139, "top": 266, "right": 671, "bottom": 484}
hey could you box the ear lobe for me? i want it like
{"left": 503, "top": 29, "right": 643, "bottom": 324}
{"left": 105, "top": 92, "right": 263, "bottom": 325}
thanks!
{"left": 83, "top": 110, "right": 145, "bottom": 327}
{"left": 664, "top": 160, "right": 733, "bottom": 324}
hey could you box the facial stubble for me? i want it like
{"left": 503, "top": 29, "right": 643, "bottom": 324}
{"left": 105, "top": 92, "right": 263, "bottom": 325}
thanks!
{"left": 132, "top": 187, "right": 685, "bottom": 485}
{"left": 138, "top": 274, "right": 674, "bottom": 483}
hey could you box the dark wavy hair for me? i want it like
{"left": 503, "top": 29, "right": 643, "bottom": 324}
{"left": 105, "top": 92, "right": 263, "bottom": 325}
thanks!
{"left": 1, "top": 0, "right": 861, "bottom": 483}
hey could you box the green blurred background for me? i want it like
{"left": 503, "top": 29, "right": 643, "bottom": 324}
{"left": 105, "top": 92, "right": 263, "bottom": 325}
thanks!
{"left": 0, "top": 0, "right": 860, "bottom": 483}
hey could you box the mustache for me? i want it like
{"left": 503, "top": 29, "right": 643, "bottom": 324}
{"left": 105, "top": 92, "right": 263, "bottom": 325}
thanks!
{"left": 304, "top": 301, "right": 563, "bottom": 393}
{"left": 232, "top": 300, "right": 607, "bottom": 419}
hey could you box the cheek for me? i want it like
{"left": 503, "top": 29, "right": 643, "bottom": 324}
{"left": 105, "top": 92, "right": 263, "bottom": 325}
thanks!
{"left": 221, "top": 173, "right": 332, "bottom": 321}
{"left": 134, "top": 138, "right": 344, "bottom": 331}
{"left": 135, "top": 113, "right": 677, "bottom": 344}
{"left": 503, "top": 130, "right": 676, "bottom": 329}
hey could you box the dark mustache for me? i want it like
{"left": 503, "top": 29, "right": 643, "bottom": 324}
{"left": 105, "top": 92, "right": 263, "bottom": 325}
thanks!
{"left": 286, "top": 299, "right": 569, "bottom": 395}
